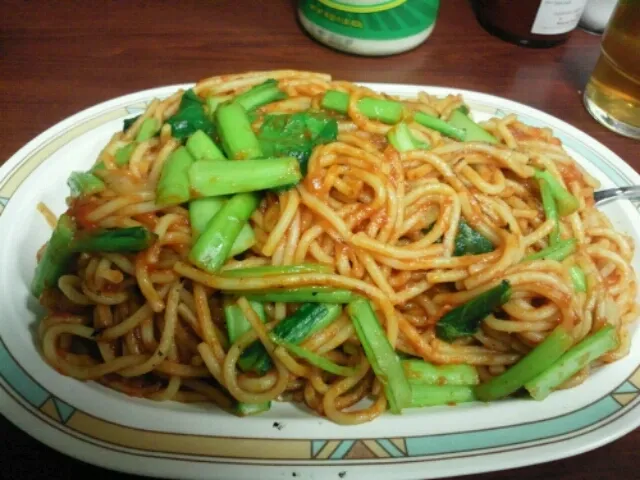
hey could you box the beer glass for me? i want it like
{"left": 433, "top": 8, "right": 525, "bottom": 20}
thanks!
{"left": 583, "top": 0, "right": 640, "bottom": 139}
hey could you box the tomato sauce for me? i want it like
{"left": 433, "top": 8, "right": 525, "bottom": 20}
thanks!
{"left": 68, "top": 196, "right": 101, "bottom": 231}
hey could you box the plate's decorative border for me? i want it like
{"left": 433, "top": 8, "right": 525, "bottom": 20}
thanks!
{"left": 2, "top": 337, "right": 639, "bottom": 464}
{"left": 1, "top": 86, "right": 639, "bottom": 474}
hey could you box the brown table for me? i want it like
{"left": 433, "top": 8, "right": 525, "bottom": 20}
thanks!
{"left": 1, "top": 1, "right": 638, "bottom": 479}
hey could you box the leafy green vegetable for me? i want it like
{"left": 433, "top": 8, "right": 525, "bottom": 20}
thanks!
{"left": 533, "top": 169, "right": 579, "bottom": 217}
{"left": 436, "top": 281, "right": 512, "bottom": 342}
{"left": 186, "top": 130, "right": 225, "bottom": 162}
{"left": 165, "top": 89, "right": 216, "bottom": 140}
{"left": 403, "top": 360, "right": 479, "bottom": 386}
{"left": 321, "top": 90, "right": 404, "bottom": 124}
{"left": 272, "top": 338, "right": 356, "bottom": 377}
{"left": 414, "top": 111, "right": 466, "bottom": 141}
{"left": 234, "top": 79, "right": 286, "bottom": 112}
{"left": 258, "top": 112, "right": 338, "bottom": 175}
{"left": 189, "top": 197, "right": 255, "bottom": 257}
{"left": 122, "top": 115, "right": 141, "bottom": 132}
{"left": 525, "top": 325, "right": 617, "bottom": 400}
{"left": 409, "top": 385, "right": 476, "bottom": 408}
{"left": 135, "top": 118, "right": 160, "bottom": 142}
{"left": 387, "top": 122, "right": 428, "bottom": 152}
{"left": 240, "top": 303, "right": 342, "bottom": 375}
{"left": 234, "top": 401, "right": 271, "bottom": 416}
{"left": 67, "top": 172, "right": 105, "bottom": 197}
{"left": 220, "top": 264, "right": 332, "bottom": 278}
{"left": 239, "top": 287, "right": 355, "bottom": 304}
{"left": 225, "top": 301, "right": 267, "bottom": 372}
{"left": 347, "top": 298, "right": 412, "bottom": 413}
{"left": 475, "top": 326, "right": 574, "bottom": 401}
{"left": 188, "top": 157, "right": 301, "bottom": 196}
{"left": 447, "top": 110, "right": 498, "bottom": 144}
{"left": 72, "top": 227, "right": 157, "bottom": 253}
{"left": 525, "top": 238, "right": 576, "bottom": 262}
{"left": 453, "top": 220, "right": 494, "bottom": 256}
{"left": 156, "top": 147, "right": 195, "bottom": 206}
{"left": 539, "top": 178, "right": 560, "bottom": 245}
{"left": 569, "top": 265, "right": 587, "bottom": 293}
{"left": 189, "top": 192, "right": 260, "bottom": 273}
{"left": 114, "top": 143, "right": 136, "bottom": 166}
{"left": 215, "top": 102, "right": 263, "bottom": 160}
{"left": 31, "top": 214, "right": 76, "bottom": 298}
{"left": 205, "top": 95, "right": 232, "bottom": 118}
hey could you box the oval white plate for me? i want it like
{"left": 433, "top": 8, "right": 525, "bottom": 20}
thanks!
{"left": 1, "top": 83, "right": 639, "bottom": 480}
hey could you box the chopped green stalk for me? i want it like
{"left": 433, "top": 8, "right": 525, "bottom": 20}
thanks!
{"left": 347, "top": 298, "right": 411, "bottom": 413}
{"left": 135, "top": 118, "right": 160, "bottom": 142}
{"left": 225, "top": 301, "right": 266, "bottom": 343}
{"left": 240, "top": 287, "right": 356, "bottom": 304}
{"left": 221, "top": 263, "right": 332, "bottom": 278}
{"left": 447, "top": 109, "right": 498, "bottom": 144}
{"left": 156, "top": 147, "right": 195, "bottom": 206}
{"left": 387, "top": 122, "right": 427, "bottom": 152}
{"left": 403, "top": 360, "right": 479, "bottom": 386}
{"left": 72, "top": 227, "right": 157, "bottom": 253}
{"left": 186, "top": 130, "right": 225, "bottom": 162}
{"left": 272, "top": 338, "right": 356, "bottom": 376}
{"left": 475, "top": 326, "right": 574, "bottom": 401}
{"left": 453, "top": 219, "right": 494, "bottom": 256}
{"left": 92, "top": 143, "right": 136, "bottom": 172}
{"left": 436, "top": 281, "right": 512, "bottom": 342}
{"left": 321, "top": 90, "right": 404, "bottom": 124}
{"left": 533, "top": 169, "right": 580, "bottom": 217}
{"left": 234, "top": 401, "right": 271, "bottom": 416}
{"left": 569, "top": 265, "right": 587, "bottom": 293}
{"left": 114, "top": 143, "right": 136, "bottom": 166}
{"left": 67, "top": 172, "right": 105, "bottom": 197}
{"left": 525, "top": 325, "right": 618, "bottom": 400}
{"left": 234, "top": 79, "right": 287, "bottom": 112}
{"left": 215, "top": 102, "right": 263, "bottom": 160}
{"left": 189, "top": 198, "right": 255, "bottom": 256}
{"left": 525, "top": 238, "right": 576, "bottom": 262}
{"left": 243, "top": 303, "right": 342, "bottom": 375}
{"left": 539, "top": 178, "right": 560, "bottom": 245}
{"left": 205, "top": 95, "right": 232, "bottom": 118}
{"left": 409, "top": 385, "right": 476, "bottom": 408}
{"left": 31, "top": 214, "right": 76, "bottom": 298}
{"left": 189, "top": 197, "right": 224, "bottom": 238}
{"left": 225, "top": 301, "right": 266, "bottom": 372}
{"left": 414, "top": 111, "right": 466, "bottom": 141}
{"left": 189, "top": 192, "right": 260, "bottom": 273}
{"left": 188, "top": 157, "right": 301, "bottom": 197}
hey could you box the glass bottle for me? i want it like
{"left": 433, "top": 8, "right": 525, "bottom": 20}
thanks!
{"left": 298, "top": 0, "right": 440, "bottom": 56}
{"left": 473, "top": 0, "right": 589, "bottom": 48}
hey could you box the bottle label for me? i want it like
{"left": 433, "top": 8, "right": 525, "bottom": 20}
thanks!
{"left": 299, "top": 0, "right": 439, "bottom": 40}
{"left": 318, "top": 1, "right": 407, "bottom": 14}
{"left": 531, "top": 0, "right": 589, "bottom": 35}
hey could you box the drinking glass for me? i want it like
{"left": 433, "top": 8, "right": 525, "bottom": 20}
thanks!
{"left": 583, "top": 0, "right": 640, "bottom": 139}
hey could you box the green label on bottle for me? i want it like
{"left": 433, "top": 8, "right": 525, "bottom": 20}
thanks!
{"left": 300, "top": 0, "right": 440, "bottom": 40}
{"left": 318, "top": 0, "right": 407, "bottom": 14}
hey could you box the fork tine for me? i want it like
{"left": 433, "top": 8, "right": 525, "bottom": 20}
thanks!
{"left": 594, "top": 186, "right": 640, "bottom": 206}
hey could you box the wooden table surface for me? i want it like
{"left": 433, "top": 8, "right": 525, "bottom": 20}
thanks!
{"left": 1, "top": 0, "right": 638, "bottom": 479}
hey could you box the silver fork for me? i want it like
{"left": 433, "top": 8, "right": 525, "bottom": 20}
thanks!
{"left": 594, "top": 186, "right": 640, "bottom": 206}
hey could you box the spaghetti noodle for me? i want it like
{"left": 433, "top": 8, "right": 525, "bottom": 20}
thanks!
{"left": 34, "top": 70, "right": 638, "bottom": 424}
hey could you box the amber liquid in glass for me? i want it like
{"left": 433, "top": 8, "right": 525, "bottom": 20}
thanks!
{"left": 584, "top": 1, "right": 640, "bottom": 138}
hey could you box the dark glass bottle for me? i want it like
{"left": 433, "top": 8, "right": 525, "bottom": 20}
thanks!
{"left": 473, "top": 0, "right": 588, "bottom": 48}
